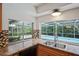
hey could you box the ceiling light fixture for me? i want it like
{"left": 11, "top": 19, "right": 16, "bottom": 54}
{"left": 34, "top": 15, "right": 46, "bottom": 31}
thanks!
{"left": 51, "top": 9, "right": 61, "bottom": 16}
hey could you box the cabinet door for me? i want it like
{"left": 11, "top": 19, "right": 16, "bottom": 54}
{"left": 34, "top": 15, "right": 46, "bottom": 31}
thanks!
{"left": 37, "top": 44, "right": 78, "bottom": 56}
{"left": 0, "top": 3, "right": 2, "bottom": 32}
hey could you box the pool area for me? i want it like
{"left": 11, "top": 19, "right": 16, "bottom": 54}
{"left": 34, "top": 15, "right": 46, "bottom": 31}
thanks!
{"left": 41, "top": 35, "right": 79, "bottom": 45}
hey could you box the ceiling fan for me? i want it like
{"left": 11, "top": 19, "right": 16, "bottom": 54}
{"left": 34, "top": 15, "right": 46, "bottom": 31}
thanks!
{"left": 36, "top": 3, "right": 79, "bottom": 17}
{"left": 51, "top": 9, "right": 61, "bottom": 16}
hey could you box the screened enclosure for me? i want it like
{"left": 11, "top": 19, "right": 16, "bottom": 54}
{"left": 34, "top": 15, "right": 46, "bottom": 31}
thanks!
{"left": 9, "top": 19, "right": 33, "bottom": 43}
{"left": 41, "top": 19, "right": 79, "bottom": 45}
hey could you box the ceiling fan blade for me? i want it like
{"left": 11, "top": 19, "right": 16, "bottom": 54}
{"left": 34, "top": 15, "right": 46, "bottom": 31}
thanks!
{"left": 37, "top": 10, "right": 52, "bottom": 17}
{"left": 60, "top": 3, "right": 79, "bottom": 11}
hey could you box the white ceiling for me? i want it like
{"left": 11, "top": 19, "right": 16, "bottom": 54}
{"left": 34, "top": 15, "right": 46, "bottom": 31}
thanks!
{"left": 3, "top": 3, "right": 79, "bottom": 19}
{"left": 37, "top": 3, "right": 70, "bottom": 13}
{"left": 29, "top": 3, "right": 44, "bottom": 7}
{"left": 2, "top": 3, "right": 36, "bottom": 22}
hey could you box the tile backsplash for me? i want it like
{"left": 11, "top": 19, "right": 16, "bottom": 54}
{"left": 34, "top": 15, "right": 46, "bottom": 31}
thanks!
{"left": 32, "top": 30, "right": 39, "bottom": 39}
{"left": 0, "top": 30, "right": 8, "bottom": 48}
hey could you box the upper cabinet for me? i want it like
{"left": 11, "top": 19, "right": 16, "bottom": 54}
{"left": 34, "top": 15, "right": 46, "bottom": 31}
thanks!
{"left": 0, "top": 3, "right": 2, "bottom": 32}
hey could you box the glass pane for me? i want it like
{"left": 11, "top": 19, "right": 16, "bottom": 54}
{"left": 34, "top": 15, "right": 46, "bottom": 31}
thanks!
{"left": 41, "top": 25, "right": 47, "bottom": 35}
{"left": 63, "top": 23, "right": 74, "bottom": 38}
{"left": 75, "top": 22, "right": 79, "bottom": 38}
{"left": 23, "top": 23, "right": 32, "bottom": 39}
{"left": 41, "top": 23, "right": 55, "bottom": 45}
{"left": 47, "top": 25, "right": 53, "bottom": 35}
{"left": 63, "top": 24, "right": 74, "bottom": 34}
{"left": 57, "top": 23, "right": 63, "bottom": 36}
{"left": 9, "top": 20, "right": 23, "bottom": 42}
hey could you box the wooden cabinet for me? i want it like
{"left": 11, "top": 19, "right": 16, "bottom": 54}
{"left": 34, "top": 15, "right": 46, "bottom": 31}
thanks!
{"left": 37, "top": 44, "right": 78, "bottom": 56}
{"left": 0, "top": 3, "right": 2, "bottom": 32}
{"left": 19, "top": 45, "right": 37, "bottom": 56}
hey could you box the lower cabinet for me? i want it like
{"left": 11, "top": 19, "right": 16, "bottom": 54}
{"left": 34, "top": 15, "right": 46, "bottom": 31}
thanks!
{"left": 12, "top": 44, "right": 78, "bottom": 56}
{"left": 37, "top": 44, "right": 78, "bottom": 56}
{"left": 19, "top": 45, "right": 37, "bottom": 56}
